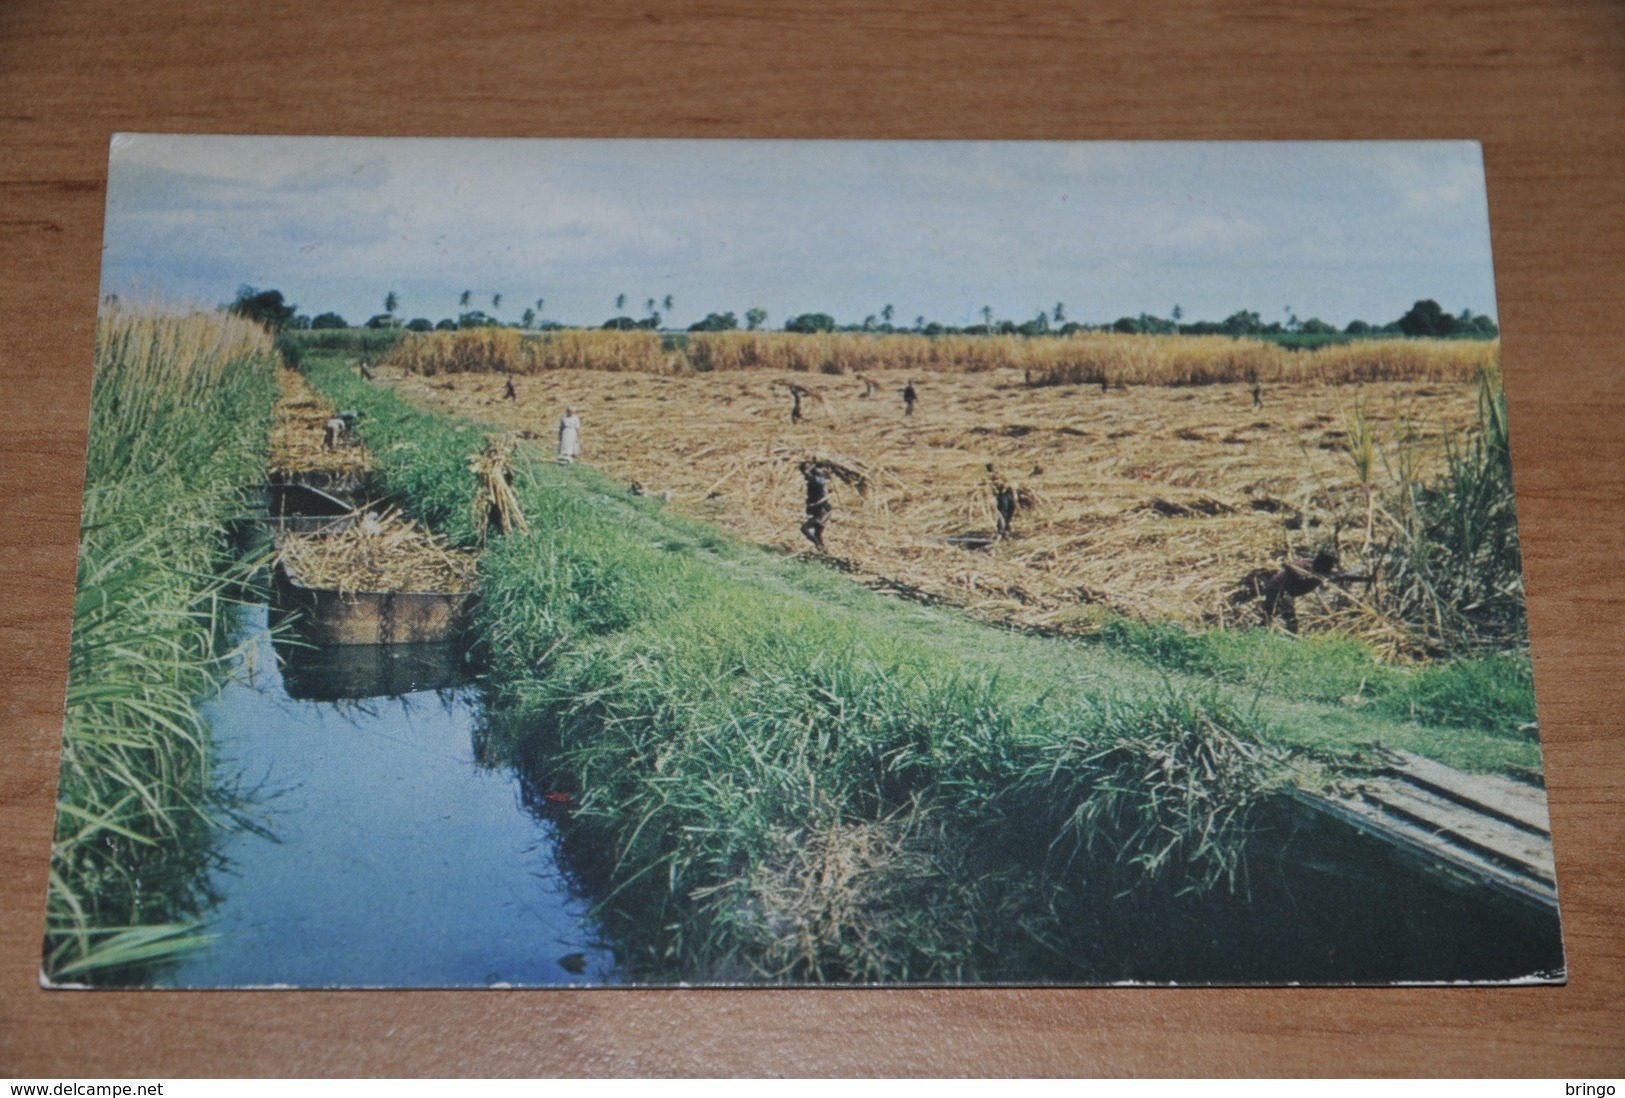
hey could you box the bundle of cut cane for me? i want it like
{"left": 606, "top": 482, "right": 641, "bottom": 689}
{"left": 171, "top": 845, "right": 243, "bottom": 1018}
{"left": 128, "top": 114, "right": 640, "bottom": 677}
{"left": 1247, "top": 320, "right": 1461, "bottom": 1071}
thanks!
{"left": 276, "top": 509, "right": 477, "bottom": 594}
{"left": 806, "top": 451, "right": 872, "bottom": 498}
{"left": 469, "top": 433, "right": 531, "bottom": 540}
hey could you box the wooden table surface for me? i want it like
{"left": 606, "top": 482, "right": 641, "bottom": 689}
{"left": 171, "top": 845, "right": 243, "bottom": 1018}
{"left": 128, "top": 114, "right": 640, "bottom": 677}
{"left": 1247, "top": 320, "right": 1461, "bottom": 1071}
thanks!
{"left": 2, "top": 0, "right": 1621, "bottom": 1078}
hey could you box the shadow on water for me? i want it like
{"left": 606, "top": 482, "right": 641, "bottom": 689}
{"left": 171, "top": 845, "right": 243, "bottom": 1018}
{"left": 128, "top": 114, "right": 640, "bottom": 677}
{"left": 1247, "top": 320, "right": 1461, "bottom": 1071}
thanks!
{"left": 1058, "top": 799, "right": 1566, "bottom": 986}
{"left": 151, "top": 603, "right": 621, "bottom": 988}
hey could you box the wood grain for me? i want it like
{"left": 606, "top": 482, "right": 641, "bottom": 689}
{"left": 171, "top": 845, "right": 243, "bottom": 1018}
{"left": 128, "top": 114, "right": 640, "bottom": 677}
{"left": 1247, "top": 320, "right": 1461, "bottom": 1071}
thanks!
{"left": 2, "top": 0, "right": 1621, "bottom": 1077}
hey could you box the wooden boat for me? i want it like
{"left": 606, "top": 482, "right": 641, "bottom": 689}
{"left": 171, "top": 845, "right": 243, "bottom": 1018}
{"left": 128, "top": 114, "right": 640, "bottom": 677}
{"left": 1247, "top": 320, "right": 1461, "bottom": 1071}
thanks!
{"left": 272, "top": 559, "right": 476, "bottom": 646}
{"left": 267, "top": 481, "right": 362, "bottom": 536}
{"left": 268, "top": 469, "right": 380, "bottom": 509}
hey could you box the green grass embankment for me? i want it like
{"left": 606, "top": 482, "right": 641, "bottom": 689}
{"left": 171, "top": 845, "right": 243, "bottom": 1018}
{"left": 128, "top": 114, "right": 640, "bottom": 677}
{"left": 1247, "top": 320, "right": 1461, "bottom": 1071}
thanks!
{"left": 304, "top": 349, "right": 1540, "bottom": 983}
{"left": 49, "top": 310, "right": 278, "bottom": 983}
{"left": 1093, "top": 618, "right": 1536, "bottom": 748}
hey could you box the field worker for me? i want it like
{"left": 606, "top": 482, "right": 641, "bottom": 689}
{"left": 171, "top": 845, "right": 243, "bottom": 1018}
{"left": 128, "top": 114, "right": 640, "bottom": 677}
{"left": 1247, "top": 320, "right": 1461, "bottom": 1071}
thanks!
{"left": 1252, "top": 379, "right": 1263, "bottom": 408}
{"left": 799, "top": 460, "right": 833, "bottom": 553}
{"left": 504, "top": 375, "right": 517, "bottom": 401}
{"left": 557, "top": 405, "right": 582, "bottom": 464}
{"left": 787, "top": 383, "right": 808, "bottom": 424}
{"left": 987, "top": 463, "right": 1018, "bottom": 537}
{"left": 323, "top": 415, "right": 347, "bottom": 450}
{"left": 1258, "top": 549, "right": 1369, "bottom": 633}
{"left": 359, "top": 360, "right": 375, "bottom": 381}
{"left": 903, "top": 379, "right": 918, "bottom": 416}
{"left": 859, "top": 376, "right": 878, "bottom": 399}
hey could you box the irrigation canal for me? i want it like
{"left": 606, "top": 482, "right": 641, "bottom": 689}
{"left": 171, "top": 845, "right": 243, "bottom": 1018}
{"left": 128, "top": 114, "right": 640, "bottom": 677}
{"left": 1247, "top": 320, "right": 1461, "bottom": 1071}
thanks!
{"left": 157, "top": 603, "right": 620, "bottom": 988}
{"left": 154, "top": 601, "right": 1565, "bottom": 987}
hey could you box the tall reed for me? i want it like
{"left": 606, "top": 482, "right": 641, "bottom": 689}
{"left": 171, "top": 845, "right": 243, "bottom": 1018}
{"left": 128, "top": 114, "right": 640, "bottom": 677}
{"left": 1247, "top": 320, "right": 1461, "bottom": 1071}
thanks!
{"left": 1373, "top": 363, "right": 1525, "bottom": 655}
{"left": 1341, "top": 395, "right": 1378, "bottom": 550}
{"left": 47, "top": 305, "right": 277, "bottom": 983}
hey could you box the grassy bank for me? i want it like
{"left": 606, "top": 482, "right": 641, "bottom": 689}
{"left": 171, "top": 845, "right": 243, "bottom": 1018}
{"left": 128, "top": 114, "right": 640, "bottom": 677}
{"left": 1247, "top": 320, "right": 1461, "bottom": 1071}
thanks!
{"left": 47, "top": 308, "right": 278, "bottom": 983}
{"left": 1093, "top": 618, "right": 1535, "bottom": 742}
{"left": 301, "top": 346, "right": 1539, "bottom": 982}
{"left": 375, "top": 327, "right": 1496, "bottom": 387}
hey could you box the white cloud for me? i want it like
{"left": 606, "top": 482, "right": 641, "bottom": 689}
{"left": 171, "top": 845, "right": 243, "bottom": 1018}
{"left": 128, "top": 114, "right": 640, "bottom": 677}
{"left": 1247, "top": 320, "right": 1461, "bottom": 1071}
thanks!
{"left": 100, "top": 137, "right": 1498, "bottom": 329}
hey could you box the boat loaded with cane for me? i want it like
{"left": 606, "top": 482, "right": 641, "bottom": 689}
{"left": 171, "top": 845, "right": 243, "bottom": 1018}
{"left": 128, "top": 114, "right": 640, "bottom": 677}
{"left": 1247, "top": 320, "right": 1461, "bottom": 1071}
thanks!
{"left": 272, "top": 510, "right": 479, "bottom": 645}
{"left": 266, "top": 367, "right": 491, "bottom": 646}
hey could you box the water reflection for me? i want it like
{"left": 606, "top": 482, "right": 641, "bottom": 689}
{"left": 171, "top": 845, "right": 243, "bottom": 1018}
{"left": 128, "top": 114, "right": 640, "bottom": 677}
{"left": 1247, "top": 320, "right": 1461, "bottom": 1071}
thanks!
{"left": 157, "top": 604, "right": 620, "bottom": 988}
{"left": 275, "top": 635, "right": 475, "bottom": 701}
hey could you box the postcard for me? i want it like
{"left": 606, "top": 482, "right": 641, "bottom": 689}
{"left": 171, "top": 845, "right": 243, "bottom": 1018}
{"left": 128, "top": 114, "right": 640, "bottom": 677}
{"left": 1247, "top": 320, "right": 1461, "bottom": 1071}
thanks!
{"left": 46, "top": 136, "right": 1561, "bottom": 987}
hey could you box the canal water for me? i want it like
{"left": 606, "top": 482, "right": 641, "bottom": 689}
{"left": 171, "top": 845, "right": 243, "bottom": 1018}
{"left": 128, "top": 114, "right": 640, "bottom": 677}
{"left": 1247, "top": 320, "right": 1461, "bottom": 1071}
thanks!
{"left": 159, "top": 604, "right": 620, "bottom": 988}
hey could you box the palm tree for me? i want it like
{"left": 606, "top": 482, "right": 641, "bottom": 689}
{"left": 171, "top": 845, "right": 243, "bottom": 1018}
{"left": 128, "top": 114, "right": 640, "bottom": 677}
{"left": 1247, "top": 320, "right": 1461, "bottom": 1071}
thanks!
{"left": 1053, "top": 301, "right": 1066, "bottom": 325}
{"left": 881, "top": 304, "right": 895, "bottom": 329}
{"left": 492, "top": 293, "right": 503, "bottom": 315}
{"left": 521, "top": 308, "right": 536, "bottom": 330}
{"left": 615, "top": 293, "right": 627, "bottom": 313}
{"left": 459, "top": 290, "right": 472, "bottom": 309}
{"left": 385, "top": 291, "right": 399, "bottom": 316}
{"left": 662, "top": 294, "right": 674, "bottom": 313}
{"left": 981, "top": 305, "right": 994, "bottom": 329}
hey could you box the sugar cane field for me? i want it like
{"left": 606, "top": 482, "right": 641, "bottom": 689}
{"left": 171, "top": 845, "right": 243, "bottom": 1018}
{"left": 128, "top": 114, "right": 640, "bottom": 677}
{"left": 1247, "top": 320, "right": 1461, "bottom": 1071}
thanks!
{"left": 45, "top": 318, "right": 1560, "bottom": 988}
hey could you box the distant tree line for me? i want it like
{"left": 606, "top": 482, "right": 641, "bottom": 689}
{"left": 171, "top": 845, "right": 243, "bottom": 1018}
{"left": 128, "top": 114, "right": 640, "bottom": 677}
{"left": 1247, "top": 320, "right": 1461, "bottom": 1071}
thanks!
{"left": 1102, "top": 300, "right": 1497, "bottom": 340}
{"left": 228, "top": 285, "right": 1497, "bottom": 342}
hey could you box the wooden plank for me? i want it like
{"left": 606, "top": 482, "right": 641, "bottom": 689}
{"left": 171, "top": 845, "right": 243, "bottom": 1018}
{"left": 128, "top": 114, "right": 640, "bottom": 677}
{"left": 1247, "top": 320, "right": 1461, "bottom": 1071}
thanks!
{"left": 1360, "top": 778, "right": 1557, "bottom": 883}
{"left": 1310, "top": 790, "right": 1559, "bottom": 912}
{"left": 1387, "top": 749, "right": 1553, "bottom": 835}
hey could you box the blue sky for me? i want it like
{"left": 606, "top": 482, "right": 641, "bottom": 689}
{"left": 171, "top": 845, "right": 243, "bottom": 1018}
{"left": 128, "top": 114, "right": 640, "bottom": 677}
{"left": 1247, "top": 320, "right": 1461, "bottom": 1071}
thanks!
{"left": 102, "top": 136, "right": 1498, "bottom": 330}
